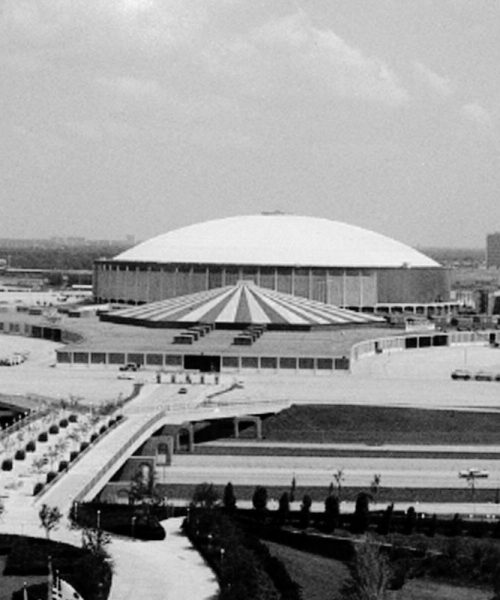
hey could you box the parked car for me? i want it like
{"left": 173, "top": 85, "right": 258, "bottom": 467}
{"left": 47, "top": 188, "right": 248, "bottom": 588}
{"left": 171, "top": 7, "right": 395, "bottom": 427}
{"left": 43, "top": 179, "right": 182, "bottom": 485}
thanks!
{"left": 474, "top": 371, "right": 494, "bottom": 381}
{"left": 459, "top": 468, "right": 489, "bottom": 478}
{"left": 451, "top": 369, "right": 472, "bottom": 380}
{"left": 117, "top": 373, "right": 135, "bottom": 380}
{"left": 119, "top": 363, "right": 139, "bottom": 372}
{"left": 178, "top": 387, "right": 188, "bottom": 394}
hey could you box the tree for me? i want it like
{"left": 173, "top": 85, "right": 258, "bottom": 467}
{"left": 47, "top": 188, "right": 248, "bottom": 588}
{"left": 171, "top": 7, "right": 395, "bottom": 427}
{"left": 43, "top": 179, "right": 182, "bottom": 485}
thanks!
{"left": 370, "top": 474, "right": 382, "bottom": 500}
{"left": 222, "top": 482, "right": 236, "bottom": 512}
{"left": 377, "top": 503, "right": 394, "bottom": 535}
{"left": 404, "top": 506, "right": 417, "bottom": 535}
{"left": 299, "top": 494, "right": 312, "bottom": 529}
{"left": 38, "top": 504, "right": 62, "bottom": 539}
{"left": 277, "top": 492, "right": 290, "bottom": 526}
{"left": 192, "top": 482, "right": 219, "bottom": 509}
{"left": 252, "top": 486, "right": 268, "bottom": 514}
{"left": 334, "top": 469, "right": 345, "bottom": 502}
{"left": 352, "top": 492, "right": 371, "bottom": 534}
{"left": 324, "top": 494, "right": 340, "bottom": 532}
{"left": 290, "top": 475, "right": 296, "bottom": 503}
{"left": 81, "top": 526, "right": 112, "bottom": 559}
{"left": 343, "top": 540, "right": 390, "bottom": 600}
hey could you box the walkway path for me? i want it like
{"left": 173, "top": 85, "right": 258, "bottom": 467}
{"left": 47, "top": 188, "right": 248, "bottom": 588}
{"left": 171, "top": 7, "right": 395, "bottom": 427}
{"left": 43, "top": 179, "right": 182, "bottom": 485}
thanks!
{"left": 0, "top": 384, "right": 220, "bottom": 600}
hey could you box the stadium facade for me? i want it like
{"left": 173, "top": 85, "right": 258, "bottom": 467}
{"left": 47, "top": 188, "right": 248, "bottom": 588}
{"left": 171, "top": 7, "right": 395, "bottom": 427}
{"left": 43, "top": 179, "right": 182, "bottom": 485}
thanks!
{"left": 94, "top": 215, "right": 452, "bottom": 314}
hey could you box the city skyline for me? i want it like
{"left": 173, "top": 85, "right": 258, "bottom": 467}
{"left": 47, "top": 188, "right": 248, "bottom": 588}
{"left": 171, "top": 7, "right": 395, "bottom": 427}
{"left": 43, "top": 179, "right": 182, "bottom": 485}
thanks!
{"left": 1, "top": 1, "right": 499, "bottom": 247}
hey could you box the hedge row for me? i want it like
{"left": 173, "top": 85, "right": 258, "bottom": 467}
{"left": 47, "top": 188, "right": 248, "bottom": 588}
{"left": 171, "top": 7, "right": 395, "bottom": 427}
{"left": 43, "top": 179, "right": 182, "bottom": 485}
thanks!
{"left": 71, "top": 502, "right": 166, "bottom": 541}
{"left": 184, "top": 507, "right": 301, "bottom": 600}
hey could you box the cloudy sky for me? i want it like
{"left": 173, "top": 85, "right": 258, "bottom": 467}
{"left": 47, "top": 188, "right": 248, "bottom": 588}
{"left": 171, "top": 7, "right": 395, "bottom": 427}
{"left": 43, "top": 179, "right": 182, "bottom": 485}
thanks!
{"left": 1, "top": 0, "right": 499, "bottom": 247}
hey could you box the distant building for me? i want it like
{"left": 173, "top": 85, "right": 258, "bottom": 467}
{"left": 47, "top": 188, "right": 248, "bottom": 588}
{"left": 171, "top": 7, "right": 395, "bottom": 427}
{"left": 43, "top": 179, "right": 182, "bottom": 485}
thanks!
{"left": 487, "top": 233, "right": 500, "bottom": 268}
{"left": 94, "top": 214, "right": 453, "bottom": 314}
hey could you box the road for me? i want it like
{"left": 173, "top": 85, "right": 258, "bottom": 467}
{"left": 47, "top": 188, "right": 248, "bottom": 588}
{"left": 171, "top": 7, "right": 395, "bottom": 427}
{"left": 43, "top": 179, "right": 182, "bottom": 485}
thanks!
{"left": 162, "top": 453, "right": 498, "bottom": 489}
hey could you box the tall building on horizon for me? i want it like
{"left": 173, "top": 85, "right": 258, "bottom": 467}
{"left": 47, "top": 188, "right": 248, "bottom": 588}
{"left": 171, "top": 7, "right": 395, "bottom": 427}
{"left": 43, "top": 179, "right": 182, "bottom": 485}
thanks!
{"left": 486, "top": 233, "right": 500, "bottom": 268}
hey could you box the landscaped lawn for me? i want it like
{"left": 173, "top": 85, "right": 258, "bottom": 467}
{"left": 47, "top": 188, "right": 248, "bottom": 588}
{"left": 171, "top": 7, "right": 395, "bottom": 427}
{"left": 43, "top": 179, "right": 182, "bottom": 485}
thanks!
{"left": 388, "top": 578, "right": 491, "bottom": 600}
{"left": 265, "top": 540, "right": 350, "bottom": 600}
{"left": 257, "top": 404, "right": 500, "bottom": 445}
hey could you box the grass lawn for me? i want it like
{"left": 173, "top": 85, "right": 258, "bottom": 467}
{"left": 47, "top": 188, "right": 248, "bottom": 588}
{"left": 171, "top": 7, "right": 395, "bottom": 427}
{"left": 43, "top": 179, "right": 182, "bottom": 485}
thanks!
{"left": 0, "top": 556, "right": 46, "bottom": 600}
{"left": 264, "top": 540, "right": 350, "bottom": 600}
{"left": 264, "top": 539, "right": 492, "bottom": 600}
{"left": 388, "top": 578, "right": 491, "bottom": 600}
{"left": 256, "top": 404, "right": 500, "bottom": 445}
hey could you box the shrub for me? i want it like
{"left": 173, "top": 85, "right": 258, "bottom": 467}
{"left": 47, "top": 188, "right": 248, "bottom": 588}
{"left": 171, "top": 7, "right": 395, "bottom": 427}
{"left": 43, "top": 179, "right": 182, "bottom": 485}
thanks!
{"left": 90, "top": 433, "right": 98, "bottom": 443}
{"left": 38, "top": 432, "right": 48, "bottom": 442}
{"left": 99, "top": 425, "right": 107, "bottom": 435}
{"left": 69, "top": 450, "right": 79, "bottom": 462}
{"left": 33, "top": 482, "right": 44, "bottom": 496}
{"left": 299, "top": 494, "right": 312, "bottom": 529}
{"left": 58, "top": 461, "right": 68, "bottom": 472}
{"left": 352, "top": 492, "right": 371, "bottom": 534}
{"left": 1, "top": 458, "right": 13, "bottom": 471}
{"left": 68, "top": 414, "right": 78, "bottom": 423}
{"left": 26, "top": 440, "right": 36, "bottom": 452}
{"left": 252, "top": 486, "right": 268, "bottom": 513}
{"left": 324, "top": 494, "right": 340, "bottom": 532}
{"left": 46, "top": 471, "right": 57, "bottom": 483}
{"left": 14, "top": 449, "right": 26, "bottom": 461}
{"left": 48, "top": 425, "right": 59, "bottom": 435}
{"left": 59, "top": 419, "right": 69, "bottom": 428}
{"left": 80, "top": 441, "right": 89, "bottom": 452}
{"left": 107, "top": 418, "right": 115, "bottom": 428}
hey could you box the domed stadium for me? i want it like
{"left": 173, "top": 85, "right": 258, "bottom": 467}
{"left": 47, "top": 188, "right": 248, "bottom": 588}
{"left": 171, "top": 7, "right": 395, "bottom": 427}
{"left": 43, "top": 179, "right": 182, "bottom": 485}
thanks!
{"left": 94, "top": 214, "right": 452, "bottom": 315}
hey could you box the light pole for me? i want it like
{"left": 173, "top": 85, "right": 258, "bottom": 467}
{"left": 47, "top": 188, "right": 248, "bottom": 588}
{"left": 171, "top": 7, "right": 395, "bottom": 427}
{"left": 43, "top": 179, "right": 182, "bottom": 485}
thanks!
{"left": 97, "top": 509, "right": 101, "bottom": 531}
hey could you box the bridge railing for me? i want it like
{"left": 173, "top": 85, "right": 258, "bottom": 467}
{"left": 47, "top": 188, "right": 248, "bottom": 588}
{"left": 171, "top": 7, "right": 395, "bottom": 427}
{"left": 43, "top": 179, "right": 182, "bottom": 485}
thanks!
{"left": 74, "top": 410, "right": 166, "bottom": 503}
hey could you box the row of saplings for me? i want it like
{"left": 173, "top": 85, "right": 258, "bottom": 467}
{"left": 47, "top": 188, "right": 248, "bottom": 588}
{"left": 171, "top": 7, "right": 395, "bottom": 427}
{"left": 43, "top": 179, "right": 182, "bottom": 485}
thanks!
{"left": 31, "top": 414, "right": 123, "bottom": 496}
{"left": 1, "top": 415, "right": 78, "bottom": 472}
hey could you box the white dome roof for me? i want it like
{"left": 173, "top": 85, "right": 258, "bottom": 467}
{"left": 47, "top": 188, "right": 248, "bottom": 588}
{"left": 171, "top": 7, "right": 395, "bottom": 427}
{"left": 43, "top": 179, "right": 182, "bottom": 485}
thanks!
{"left": 115, "top": 215, "right": 438, "bottom": 268}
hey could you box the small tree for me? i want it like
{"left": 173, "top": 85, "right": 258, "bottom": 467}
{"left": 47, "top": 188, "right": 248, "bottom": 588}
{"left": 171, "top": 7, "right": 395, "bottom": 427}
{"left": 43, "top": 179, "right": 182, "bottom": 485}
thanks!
{"left": 277, "top": 492, "right": 290, "bottom": 526}
{"left": 38, "top": 504, "right": 62, "bottom": 539}
{"left": 81, "top": 526, "right": 112, "bottom": 558}
{"left": 343, "top": 540, "right": 390, "bottom": 600}
{"left": 404, "top": 506, "right": 417, "bottom": 535}
{"left": 334, "top": 469, "right": 345, "bottom": 502}
{"left": 299, "top": 494, "right": 312, "bottom": 529}
{"left": 192, "top": 482, "right": 219, "bottom": 509}
{"left": 324, "top": 494, "right": 340, "bottom": 532}
{"left": 370, "top": 474, "right": 382, "bottom": 500}
{"left": 352, "top": 492, "right": 371, "bottom": 534}
{"left": 377, "top": 503, "right": 394, "bottom": 535}
{"left": 290, "top": 475, "right": 296, "bottom": 503}
{"left": 222, "top": 482, "right": 236, "bottom": 512}
{"left": 252, "top": 486, "right": 268, "bottom": 514}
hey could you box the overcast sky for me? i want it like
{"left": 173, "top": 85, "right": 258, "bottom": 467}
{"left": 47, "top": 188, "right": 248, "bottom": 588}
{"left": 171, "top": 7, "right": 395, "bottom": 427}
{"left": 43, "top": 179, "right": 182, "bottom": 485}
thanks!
{"left": 1, "top": 0, "right": 499, "bottom": 247}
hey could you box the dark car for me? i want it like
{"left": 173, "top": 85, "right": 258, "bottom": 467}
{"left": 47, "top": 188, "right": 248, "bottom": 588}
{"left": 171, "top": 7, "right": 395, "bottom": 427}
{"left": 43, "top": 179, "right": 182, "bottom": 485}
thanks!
{"left": 119, "top": 362, "right": 138, "bottom": 372}
{"left": 451, "top": 369, "right": 472, "bottom": 380}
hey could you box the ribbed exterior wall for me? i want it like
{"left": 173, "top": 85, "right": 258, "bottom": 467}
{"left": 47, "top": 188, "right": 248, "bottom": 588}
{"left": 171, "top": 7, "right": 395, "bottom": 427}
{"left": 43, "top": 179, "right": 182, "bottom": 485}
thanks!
{"left": 94, "top": 261, "right": 449, "bottom": 307}
{"left": 376, "top": 268, "right": 450, "bottom": 304}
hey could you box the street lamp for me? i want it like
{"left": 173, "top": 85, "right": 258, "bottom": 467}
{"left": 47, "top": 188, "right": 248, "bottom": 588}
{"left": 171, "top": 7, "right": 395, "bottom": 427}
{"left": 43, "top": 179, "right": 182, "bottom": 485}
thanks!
{"left": 131, "top": 516, "right": 136, "bottom": 538}
{"left": 96, "top": 509, "right": 101, "bottom": 530}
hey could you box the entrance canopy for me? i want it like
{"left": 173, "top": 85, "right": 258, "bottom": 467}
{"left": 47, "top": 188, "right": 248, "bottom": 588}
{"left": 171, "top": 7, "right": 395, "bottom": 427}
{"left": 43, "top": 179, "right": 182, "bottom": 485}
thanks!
{"left": 102, "top": 281, "right": 383, "bottom": 330}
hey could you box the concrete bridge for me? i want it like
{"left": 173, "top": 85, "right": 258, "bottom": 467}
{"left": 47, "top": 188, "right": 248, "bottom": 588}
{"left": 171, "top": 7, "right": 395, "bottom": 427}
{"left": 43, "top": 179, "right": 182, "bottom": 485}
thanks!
{"left": 34, "top": 383, "right": 290, "bottom": 511}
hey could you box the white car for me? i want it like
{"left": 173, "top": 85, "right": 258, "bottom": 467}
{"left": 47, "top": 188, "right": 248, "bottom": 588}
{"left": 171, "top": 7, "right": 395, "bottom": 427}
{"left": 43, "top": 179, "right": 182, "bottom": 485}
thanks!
{"left": 458, "top": 468, "right": 489, "bottom": 479}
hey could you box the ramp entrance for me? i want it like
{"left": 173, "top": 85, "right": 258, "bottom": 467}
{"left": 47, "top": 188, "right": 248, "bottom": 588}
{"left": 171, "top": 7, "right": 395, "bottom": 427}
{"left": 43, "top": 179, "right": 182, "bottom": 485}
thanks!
{"left": 184, "top": 354, "right": 221, "bottom": 373}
